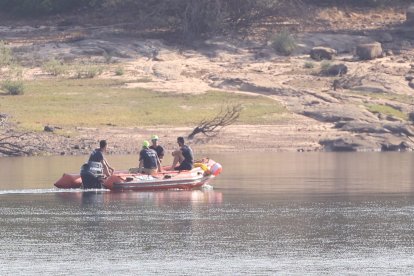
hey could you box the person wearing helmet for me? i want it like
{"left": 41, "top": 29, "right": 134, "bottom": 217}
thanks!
{"left": 138, "top": 140, "right": 161, "bottom": 175}
{"left": 171, "top": 136, "right": 193, "bottom": 171}
{"left": 149, "top": 134, "right": 165, "bottom": 162}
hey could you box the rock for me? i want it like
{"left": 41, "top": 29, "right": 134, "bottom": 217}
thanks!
{"left": 339, "top": 122, "right": 387, "bottom": 134}
{"left": 409, "top": 81, "right": 414, "bottom": 90}
{"left": 322, "top": 64, "right": 348, "bottom": 76}
{"left": 405, "top": 75, "right": 414, "bottom": 81}
{"left": 44, "top": 126, "right": 54, "bottom": 132}
{"left": 384, "top": 49, "right": 393, "bottom": 56}
{"left": 409, "top": 112, "right": 414, "bottom": 123}
{"left": 303, "top": 111, "right": 354, "bottom": 123}
{"left": 352, "top": 85, "right": 387, "bottom": 94}
{"left": 319, "top": 138, "right": 359, "bottom": 152}
{"left": 381, "top": 142, "right": 410, "bottom": 151}
{"left": 310, "top": 47, "right": 337, "bottom": 61}
{"left": 356, "top": 42, "right": 383, "bottom": 60}
{"left": 377, "top": 32, "right": 393, "bottom": 43}
{"left": 406, "top": 5, "right": 414, "bottom": 25}
{"left": 383, "top": 124, "right": 414, "bottom": 136}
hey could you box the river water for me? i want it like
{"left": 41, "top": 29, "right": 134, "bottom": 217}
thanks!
{"left": 1, "top": 152, "right": 414, "bottom": 275}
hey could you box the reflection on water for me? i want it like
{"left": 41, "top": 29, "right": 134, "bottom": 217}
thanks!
{"left": 55, "top": 189, "right": 223, "bottom": 207}
{"left": 1, "top": 152, "right": 414, "bottom": 274}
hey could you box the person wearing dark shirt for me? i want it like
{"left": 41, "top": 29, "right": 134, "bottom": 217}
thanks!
{"left": 88, "top": 140, "right": 114, "bottom": 177}
{"left": 139, "top": 140, "right": 161, "bottom": 175}
{"left": 149, "top": 134, "right": 165, "bottom": 162}
{"left": 171, "top": 136, "right": 193, "bottom": 171}
{"left": 80, "top": 140, "right": 114, "bottom": 189}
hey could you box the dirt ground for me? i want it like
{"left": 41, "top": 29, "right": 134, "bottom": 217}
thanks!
{"left": 1, "top": 4, "right": 414, "bottom": 156}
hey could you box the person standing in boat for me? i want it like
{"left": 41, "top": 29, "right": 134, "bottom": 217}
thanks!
{"left": 171, "top": 136, "right": 194, "bottom": 171}
{"left": 88, "top": 140, "right": 114, "bottom": 177}
{"left": 139, "top": 140, "right": 161, "bottom": 175}
{"left": 80, "top": 140, "right": 114, "bottom": 189}
{"left": 149, "top": 134, "right": 165, "bottom": 162}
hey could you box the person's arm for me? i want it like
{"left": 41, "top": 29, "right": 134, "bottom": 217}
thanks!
{"left": 158, "top": 146, "right": 165, "bottom": 161}
{"left": 156, "top": 156, "right": 162, "bottom": 172}
{"left": 138, "top": 159, "right": 144, "bottom": 169}
{"left": 103, "top": 158, "right": 114, "bottom": 173}
{"left": 101, "top": 161, "right": 111, "bottom": 177}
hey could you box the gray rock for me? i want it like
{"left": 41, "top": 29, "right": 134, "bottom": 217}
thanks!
{"left": 44, "top": 126, "right": 54, "bottom": 132}
{"left": 405, "top": 75, "right": 414, "bottom": 81}
{"left": 409, "top": 112, "right": 414, "bottom": 122}
{"left": 377, "top": 32, "right": 393, "bottom": 43}
{"left": 356, "top": 42, "right": 383, "bottom": 60}
{"left": 322, "top": 64, "right": 348, "bottom": 76}
{"left": 310, "top": 47, "right": 337, "bottom": 61}
{"left": 339, "top": 121, "right": 388, "bottom": 134}
{"left": 381, "top": 142, "right": 410, "bottom": 151}
{"left": 383, "top": 124, "right": 414, "bottom": 136}
{"left": 319, "top": 138, "right": 359, "bottom": 152}
{"left": 409, "top": 81, "right": 414, "bottom": 90}
{"left": 406, "top": 5, "right": 414, "bottom": 25}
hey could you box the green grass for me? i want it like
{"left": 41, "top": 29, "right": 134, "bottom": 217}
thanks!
{"left": 0, "top": 79, "right": 289, "bottom": 131}
{"left": 366, "top": 104, "right": 408, "bottom": 120}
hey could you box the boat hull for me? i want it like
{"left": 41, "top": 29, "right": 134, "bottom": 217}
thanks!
{"left": 104, "top": 171, "right": 214, "bottom": 191}
{"left": 54, "top": 159, "right": 221, "bottom": 191}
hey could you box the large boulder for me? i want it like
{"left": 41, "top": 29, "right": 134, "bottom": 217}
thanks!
{"left": 310, "top": 47, "right": 337, "bottom": 60}
{"left": 406, "top": 5, "right": 414, "bottom": 25}
{"left": 356, "top": 42, "right": 383, "bottom": 60}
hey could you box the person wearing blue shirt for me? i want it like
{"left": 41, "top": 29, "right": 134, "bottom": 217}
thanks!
{"left": 139, "top": 140, "right": 161, "bottom": 175}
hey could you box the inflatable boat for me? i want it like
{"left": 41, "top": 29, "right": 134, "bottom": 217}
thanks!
{"left": 54, "top": 158, "right": 222, "bottom": 191}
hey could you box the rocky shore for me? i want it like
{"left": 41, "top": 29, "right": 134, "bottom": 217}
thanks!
{"left": 1, "top": 5, "right": 414, "bottom": 156}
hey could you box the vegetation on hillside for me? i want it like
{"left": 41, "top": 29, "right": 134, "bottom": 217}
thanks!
{"left": 0, "top": 0, "right": 411, "bottom": 39}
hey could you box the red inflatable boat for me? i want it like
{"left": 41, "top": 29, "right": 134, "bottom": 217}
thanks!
{"left": 54, "top": 158, "right": 222, "bottom": 191}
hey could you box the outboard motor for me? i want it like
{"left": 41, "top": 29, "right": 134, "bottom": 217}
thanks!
{"left": 80, "top": 161, "right": 104, "bottom": 189}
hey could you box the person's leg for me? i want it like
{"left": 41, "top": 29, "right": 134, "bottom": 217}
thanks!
{"left": 171, "top": 150, "right": 184, "bottom": 168}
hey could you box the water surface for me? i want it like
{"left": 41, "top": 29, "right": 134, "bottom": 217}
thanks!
{"left": 1, "top": 152, "right": 414, "bottom": 275}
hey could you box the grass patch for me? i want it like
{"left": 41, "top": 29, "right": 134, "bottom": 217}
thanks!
{"left": 0, "top": 79, "right": 289, "bottom": 131}
{"left": 366, "top": 104, "right": 408, "bottom": 120}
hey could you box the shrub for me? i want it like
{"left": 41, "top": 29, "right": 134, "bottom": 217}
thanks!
{"left": 271, "top": 31, "right": 297, "bottom": 56}
{"left": 73, "top": 64, "right": 104, "bottom": 79}
{"left": 103, "top": 51, "right": 113, "bottom": 64}
{"left": 42, "top": 59, "right": 68, "bottom": 76}
{"left": 320, "top": 60, "right": 332, "bottom": 72}
{"left": 115, "top": 67, "right": 124, "bottom": 76}
{"left": 2, "top": 80, "right": 24, "bottom": 95}
{"left": 0, "top": 41, "right": 13, "bottom": 67}
{"left": 304, "top": 61, "right": 315, "bottom": 69}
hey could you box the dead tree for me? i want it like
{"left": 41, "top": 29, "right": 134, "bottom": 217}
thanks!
{"left": 0, "top": 132, "right": 30, "bottom": 156}
{"left": 188, "top": 104, "right": 242, "bottom": 140}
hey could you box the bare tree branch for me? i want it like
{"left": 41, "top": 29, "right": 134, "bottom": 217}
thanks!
{"left": 188, "top": 104, "right": 243, "bottom": 140}
{"left": 0, "top": 131, "right": 31, "bottom": 156}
